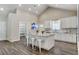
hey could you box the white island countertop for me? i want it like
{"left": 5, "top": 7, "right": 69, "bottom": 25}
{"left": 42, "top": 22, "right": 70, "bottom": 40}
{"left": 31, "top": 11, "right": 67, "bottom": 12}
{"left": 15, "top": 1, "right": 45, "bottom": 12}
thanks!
{"left": 30, "top": 32, "right": 55, "bottom": 37}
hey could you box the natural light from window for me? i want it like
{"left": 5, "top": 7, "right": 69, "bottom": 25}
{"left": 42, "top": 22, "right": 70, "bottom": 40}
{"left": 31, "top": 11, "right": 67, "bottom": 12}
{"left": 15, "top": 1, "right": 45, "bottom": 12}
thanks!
{"left": 50, "top": 20, "right": 61, "bottom": 31}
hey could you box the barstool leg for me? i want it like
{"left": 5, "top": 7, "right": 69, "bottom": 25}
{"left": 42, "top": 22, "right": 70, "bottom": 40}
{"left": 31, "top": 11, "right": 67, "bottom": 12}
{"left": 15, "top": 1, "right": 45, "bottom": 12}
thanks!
{"left": 32, "top": 39, "right": 34, "bottom": 50}
{"left": 26, "top": 36, "right": 28, "bottom": 46}
{"left": 38, "top": 41, "right": 41, "bottom": 53}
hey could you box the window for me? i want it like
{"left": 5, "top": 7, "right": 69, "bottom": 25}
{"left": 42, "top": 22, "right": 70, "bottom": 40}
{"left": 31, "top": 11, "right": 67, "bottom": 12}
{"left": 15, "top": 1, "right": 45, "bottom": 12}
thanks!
{"left": 19, "top": 22, "right": 26, "bottom": 36}
{"left": 50, "top": 20, "right": 61, "bottom": 31}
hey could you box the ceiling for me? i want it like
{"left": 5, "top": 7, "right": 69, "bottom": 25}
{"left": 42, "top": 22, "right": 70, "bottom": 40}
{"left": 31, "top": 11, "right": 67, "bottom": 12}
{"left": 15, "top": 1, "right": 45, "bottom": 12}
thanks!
{"left": 0, "top": 4, "right": 17, "bottom": 17}
{"left": 49, "top": 4, "right": 77, "bottom": 11}
{"left": 18, "top": 4, "right": 48, "bottom": 16}
{"left": 0, "top": 4, "right": 77, "bottom": 17}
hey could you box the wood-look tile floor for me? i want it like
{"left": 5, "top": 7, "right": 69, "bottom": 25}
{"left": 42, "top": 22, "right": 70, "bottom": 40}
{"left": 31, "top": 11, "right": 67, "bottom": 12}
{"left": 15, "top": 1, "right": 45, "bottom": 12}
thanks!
{"left": 0, "top": 37, "right": 78, "bottom": 55}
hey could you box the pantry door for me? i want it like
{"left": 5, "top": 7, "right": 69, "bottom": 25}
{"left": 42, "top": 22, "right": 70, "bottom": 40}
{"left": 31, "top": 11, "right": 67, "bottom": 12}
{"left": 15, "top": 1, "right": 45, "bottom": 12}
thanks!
{"left": 0, "top": 21, "right": 6, "bottom": 40}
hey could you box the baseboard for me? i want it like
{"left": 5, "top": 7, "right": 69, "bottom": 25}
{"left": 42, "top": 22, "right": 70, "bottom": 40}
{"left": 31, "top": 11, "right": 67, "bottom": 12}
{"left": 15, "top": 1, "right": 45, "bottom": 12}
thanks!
{"left": 8, "top": 39, "right": 20, "bottom": 42}
{"left": 0, "top": 38, "right": 6, "bottom": 41}
{"left": 55, "top": 40, "right": 77, "bottom": 44}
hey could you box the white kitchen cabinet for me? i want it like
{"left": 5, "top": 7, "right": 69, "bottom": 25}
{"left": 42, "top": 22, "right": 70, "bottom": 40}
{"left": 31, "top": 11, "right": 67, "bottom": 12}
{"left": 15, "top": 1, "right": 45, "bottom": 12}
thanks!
{"left": 55, "top": 33, "right": 76, "bottom": 43}
{"left": 64, "top": 34, "right": 76, "bottom": 43}
{"left": 61, "top": 16, "right": 77, "bottom": 28}
{"left": 7, "top": 13, "right": 20, "bottom": 42}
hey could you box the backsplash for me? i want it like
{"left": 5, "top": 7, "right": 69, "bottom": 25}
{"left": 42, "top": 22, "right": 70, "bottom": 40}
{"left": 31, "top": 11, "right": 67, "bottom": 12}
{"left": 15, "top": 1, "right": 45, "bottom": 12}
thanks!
{"left": 59, "top": 28, "right": 77, "bottom": 34}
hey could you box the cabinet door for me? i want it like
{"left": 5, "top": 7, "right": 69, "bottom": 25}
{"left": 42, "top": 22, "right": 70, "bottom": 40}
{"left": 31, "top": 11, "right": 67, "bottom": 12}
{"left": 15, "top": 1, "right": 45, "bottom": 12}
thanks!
{"left": 61, "top": 16, "right": 77, "bottom": 28}
{"left": 61, "top": 34, "right": 69, "bottom": 42}
{"left": 61, "top": 18, "right": 69, "bottom": 28}
{"left": 63, "top": 34, "right": 76, "bottom": 43}
{"left": 71, "top": 34, "right": 76, "bottom": 43}
{"left": 55, "top": 34, "right": 76, "bottom": 43}
{"left": 68, "top": 17, "right": 77, "bottom": 28}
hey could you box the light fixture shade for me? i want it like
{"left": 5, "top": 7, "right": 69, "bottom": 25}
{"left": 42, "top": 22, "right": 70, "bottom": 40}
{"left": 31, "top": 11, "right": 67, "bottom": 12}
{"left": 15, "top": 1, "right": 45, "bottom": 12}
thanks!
{"left": 40, "top": 24, "right": 44, "bottom": 28}
{"left": 31, "top": 23, "right": 38, "bottom": 30}
{"left": 0, "top": 8, "right": 4, "bottom": 11}
{"left": 39, "top": 24, "right": 45, "bottom": 31}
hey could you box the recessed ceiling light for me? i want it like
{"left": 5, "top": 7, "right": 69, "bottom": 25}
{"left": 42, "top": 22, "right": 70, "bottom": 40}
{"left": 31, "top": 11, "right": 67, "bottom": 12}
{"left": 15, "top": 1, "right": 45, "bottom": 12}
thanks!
{"left": 37, "top": 4, "right": 41, "bottom": 6}
{"left": 55, "top": 4, "right": 58, "bottom": 7}
{"left": 28, "top": 8, "right": 31, "bottom": 11}
{"left": 0, "top": 8, "right": 4, "bottom": 11}
{"left": 18, "top": 4, "right": 22, "bottom": 6}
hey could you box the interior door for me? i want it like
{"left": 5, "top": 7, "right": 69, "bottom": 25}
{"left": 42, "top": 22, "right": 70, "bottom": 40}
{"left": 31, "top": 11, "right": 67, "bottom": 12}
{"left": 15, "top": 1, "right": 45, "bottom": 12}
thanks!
{"left": 0, "top": 21, "right": 6, "bottom": 40}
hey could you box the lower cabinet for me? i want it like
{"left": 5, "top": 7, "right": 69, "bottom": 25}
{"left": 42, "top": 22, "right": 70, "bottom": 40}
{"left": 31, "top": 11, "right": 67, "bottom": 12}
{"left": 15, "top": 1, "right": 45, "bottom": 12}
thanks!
{"left": 55, "top": 33, "right": 76, "bottom": 43}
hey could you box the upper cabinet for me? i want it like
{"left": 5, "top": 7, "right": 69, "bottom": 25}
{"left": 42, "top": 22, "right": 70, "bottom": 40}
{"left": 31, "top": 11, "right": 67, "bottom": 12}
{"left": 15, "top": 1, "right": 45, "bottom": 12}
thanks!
{"left": 61, "top": 16, "right": 77, "bottom": 28}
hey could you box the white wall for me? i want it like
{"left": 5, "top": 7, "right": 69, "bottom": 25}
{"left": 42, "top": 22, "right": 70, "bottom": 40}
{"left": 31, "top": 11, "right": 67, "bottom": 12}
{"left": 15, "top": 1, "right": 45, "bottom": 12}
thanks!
{"left": 7, "top": 13, "right": 20, "bottom": 42}
{"left": 16, "top": 9, "right": 38, "bottom": 33}
{"left": 39, "top": 8, "right": 77, "bottom": 23}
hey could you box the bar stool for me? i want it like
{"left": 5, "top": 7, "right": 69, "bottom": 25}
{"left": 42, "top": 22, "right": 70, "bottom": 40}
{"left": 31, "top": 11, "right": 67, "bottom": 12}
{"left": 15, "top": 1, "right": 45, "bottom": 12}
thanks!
{"left": 37, "top": 39, "right": 42, "bottom": 53}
